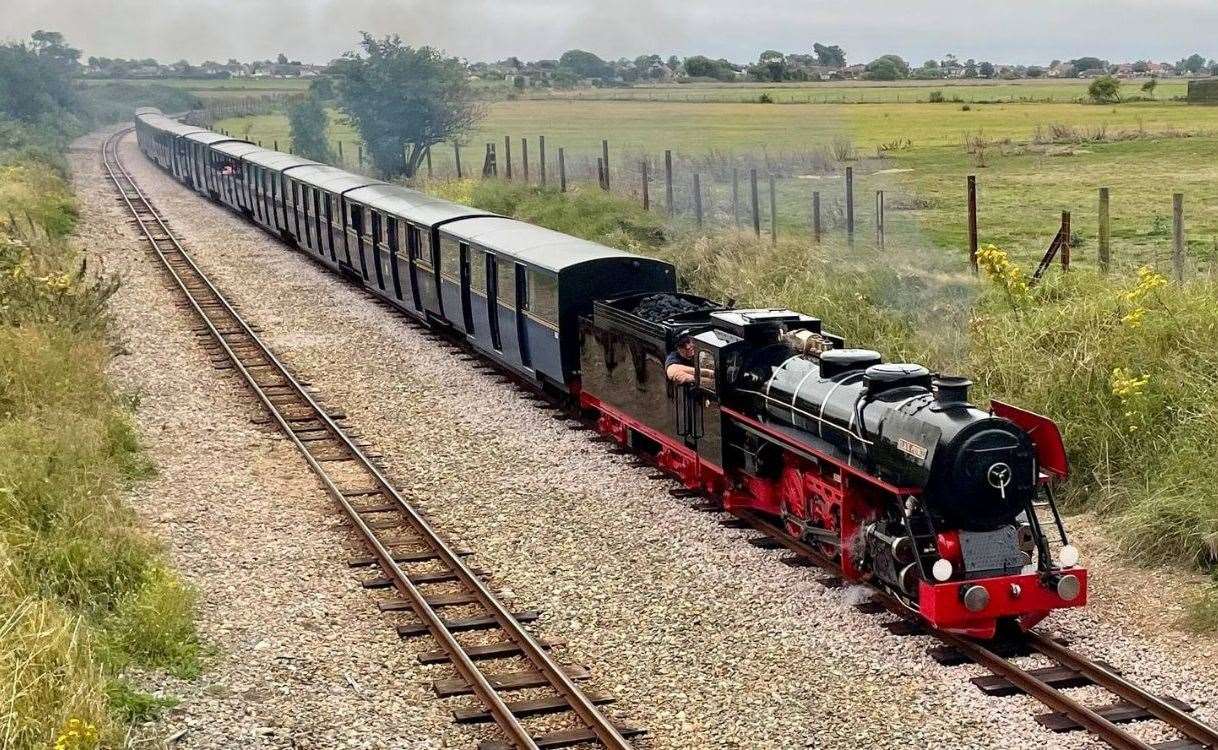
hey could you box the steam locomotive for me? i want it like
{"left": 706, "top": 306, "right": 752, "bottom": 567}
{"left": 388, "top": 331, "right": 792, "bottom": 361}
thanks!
{"left": 134, "top": 109, "right": 1086, "bottom": 639}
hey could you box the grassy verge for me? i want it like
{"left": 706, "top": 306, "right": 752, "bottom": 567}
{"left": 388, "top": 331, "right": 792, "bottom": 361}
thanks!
{"left": 425, "top": 177, "right": 1218, "bottom": 628}
{"left": 0, "top": 75, "right": 205, "bottom": 746}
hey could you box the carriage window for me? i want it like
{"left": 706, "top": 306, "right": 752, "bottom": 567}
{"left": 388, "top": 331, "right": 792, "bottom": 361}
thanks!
{"left": 439, "top": 236, "right": 461, "bottom": 280}
{"left": 348, "top": 203, "right": 363, "bottom": 232}
{"left": 497, "top": 259, "right": 515, "bottom": 307}
{"left": 528, "top": 271, "right": 559, "bottom": 324}
{"left": 413, "top": 227, "right": 431, "bottom": 268}
{"left": 469, "top": 247, "right": 486, "bottom": 292}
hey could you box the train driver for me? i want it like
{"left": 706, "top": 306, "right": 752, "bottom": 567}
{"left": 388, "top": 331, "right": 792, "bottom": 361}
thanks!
{"left": 665, "top": 333, "right": 698, "bottom": 385}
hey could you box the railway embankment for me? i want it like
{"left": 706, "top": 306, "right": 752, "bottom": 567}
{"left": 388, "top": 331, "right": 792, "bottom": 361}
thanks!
{"left": 0, "top": 127, "right": 201, "bottom": 748}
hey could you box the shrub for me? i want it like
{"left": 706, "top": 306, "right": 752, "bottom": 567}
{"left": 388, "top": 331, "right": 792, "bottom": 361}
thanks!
{"left": 928, "top": 90, "right": 945, "bottom": 103}
{"left": 757, "top": 92, "right": 774, "bottom": 104}
{"left": 1088, "top": 75, "right": 1122, "bottom": 104}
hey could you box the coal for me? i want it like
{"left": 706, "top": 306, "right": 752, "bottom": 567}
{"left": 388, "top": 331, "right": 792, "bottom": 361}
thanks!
{"left": 630, "top": 294, "right": 715, "bottom": 323}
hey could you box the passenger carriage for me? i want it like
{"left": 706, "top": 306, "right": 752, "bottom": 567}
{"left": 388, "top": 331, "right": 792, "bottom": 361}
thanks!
{"left": 339, "top": 186, "right": 496, "bottom": 323}
{"left": 133, "top": 110, "right": 205, "bottom": 179}
{"left": 438, "top": 218, "right": 675, "bottom": 388}
{"left": 274, "top": 165, "right": 377, "bottom": 272}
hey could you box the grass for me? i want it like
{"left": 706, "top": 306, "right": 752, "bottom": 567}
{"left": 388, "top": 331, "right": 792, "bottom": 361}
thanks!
{"left": 217, "top": 94, "right": 1218, "bottom": 273}
{"left": 536, "top": 77, "right": 1189, "bottom": 104}
{"left": 0, "top": 126, "right": 201, "bottom": 748}
{"left": 81, "top": 76, "right": 309, "bottom": 101}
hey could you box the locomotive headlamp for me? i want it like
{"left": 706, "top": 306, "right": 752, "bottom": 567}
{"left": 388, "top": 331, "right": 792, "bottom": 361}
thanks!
{"left": 931, "top": 558, "right": 954, "bottom": 582}
{"left": 1059, "top": 544, "right": 1080, "bottom": 567}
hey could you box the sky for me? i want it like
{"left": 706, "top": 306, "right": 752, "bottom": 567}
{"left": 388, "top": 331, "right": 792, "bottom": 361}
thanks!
{"left": 4, "top": 0, "right": 1217, "bottom": 66}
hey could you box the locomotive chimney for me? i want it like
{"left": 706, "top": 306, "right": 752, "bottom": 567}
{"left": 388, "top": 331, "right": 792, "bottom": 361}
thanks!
{"left": 933, "top": 375, "right": 972, "bottom": 406}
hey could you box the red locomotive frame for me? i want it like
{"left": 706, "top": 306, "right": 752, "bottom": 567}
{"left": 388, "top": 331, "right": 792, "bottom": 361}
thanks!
{"left": 580, "top": 389, "right": 1086, "bottom": 639}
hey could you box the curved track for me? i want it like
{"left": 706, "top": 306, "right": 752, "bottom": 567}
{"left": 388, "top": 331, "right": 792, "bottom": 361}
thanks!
{"left": 102, "top": 126, "right": 640, "bottom": 750}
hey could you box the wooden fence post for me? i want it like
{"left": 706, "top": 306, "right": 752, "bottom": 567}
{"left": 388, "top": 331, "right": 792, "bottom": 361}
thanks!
{"left": 504, "top": 136, "right": 512, "bottom": 180}
{"left": 664, "top": 150, "right": 674, "bottom": 216}
{"left": 454, "top": 142, "right": 463, "bottom": 179}
{"left": 558, "top": 148, "right": 567, "bottom": 192}
{"left": 358, "top": 144, "right": 364, "bottom": 168}
{"left": 693, "top": 174, "right": 703, "bottom": 227}
{"left": 750, "top": 169, "right": 761, "bottom": 238}
{"left": 812, "top": 192, "right": 822, "bottom": 244}
{"left": 845, "top": 166, "right": 854, "bottom": 241}
{"left": 642, "top": 160, "right": 650, "bottom": 211}
{"left": 539, "top": 136, "right": 547, "bottom": 186}
{"left": 337, "top": 141, "right": 343, "bottom": 163}
{"left": 732, "top": 168, "right": 740, "bottom": 229}
{"left": 425, "top": 147, "right": 433, "bottom": 179}
{"left": 521, "top": 138, "right": 529, "bottom": 182}
{"left": 876, "top": 190, "right": 885, "bottom": 247}
{"left": 602, "top": 139, "right": 610, "bottom": 190}
{"left": 769, "top": 174, "right": 778, "bottom": 246}
{"left": 1173, "top": 193, "right": 1185, "bottom": 282}
{"left": 273, "top": 139, "right": 279, "bottom": 151}
{"left": 1098, "top": 187, "right": 1110, "bottom": 273}
{"left": 1061, "top": 211, "right": 1072, "bottom": 271}
{"left": 597, "top": 158, "right": 606, "bottom": 190}
{"left": 968, "top": 175, "right": 979, "bottom": 273}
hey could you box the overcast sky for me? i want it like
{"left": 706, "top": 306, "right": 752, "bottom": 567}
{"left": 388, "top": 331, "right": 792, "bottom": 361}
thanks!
{"left": 5, "top": 0, "right": 1217, "bottom": 65}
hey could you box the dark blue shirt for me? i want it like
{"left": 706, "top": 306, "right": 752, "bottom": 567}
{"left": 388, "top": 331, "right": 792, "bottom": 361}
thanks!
{"left": 665, "top": 350, "right": 693, "bottom": 370}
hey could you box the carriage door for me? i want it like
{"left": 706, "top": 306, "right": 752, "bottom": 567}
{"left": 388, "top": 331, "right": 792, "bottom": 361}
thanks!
{"left": 370, "top": 214, "right": 384, "bottom": 289}
{"left": 459, "top": 243, "right": 473, "bottom": 333}
{"left": 406, "top": 225, "right": 422, "bottom": 309}
{"left": 515, "top": 264, "right": 531, "bottom": 368}
{"left": 387, "top": 217, "right": 404, "bottom": 301}
{"left": 487, "top": 255, "right": 502, "bottom": 350}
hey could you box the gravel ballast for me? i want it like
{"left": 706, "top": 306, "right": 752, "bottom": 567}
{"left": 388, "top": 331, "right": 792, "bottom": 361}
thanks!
{"left": 72, "top": 126, "right": 1218, "bottom": 749}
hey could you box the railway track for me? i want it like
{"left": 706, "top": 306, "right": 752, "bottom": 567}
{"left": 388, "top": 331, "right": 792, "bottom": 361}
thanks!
{"left": 101, "top": 126, "right": 641, "bottom": 750}
{"left": 734, "top": 511, "right": 1218, "bottom": 750}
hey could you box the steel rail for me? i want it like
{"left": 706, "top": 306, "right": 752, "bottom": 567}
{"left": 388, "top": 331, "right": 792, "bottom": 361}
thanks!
{"left": 735, "top": 511, "right": 1211, "bottom": 750}
{"left": 102, "top": 126, "right": 633, "bottom": 750}
{"left": 1028, "top": 632, "right": 1218, "bottom": 748}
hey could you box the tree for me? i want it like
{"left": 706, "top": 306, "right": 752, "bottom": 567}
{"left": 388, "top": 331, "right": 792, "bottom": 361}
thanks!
{"left": 277, "top": 52, "right": 289, "bottom": 65}
{"left": 1177, "top": 53, "right": 1207, "bottom": 75}
{"left": 1026, "top": 65, "right": 1045, "bottom": 78}
{"left": 329, "top": 34, "right": 483, "bottom": 178}
{"left": 29, "top": 30, "right": 81, "bottom": 72}
{"left": 683, "top": 55, "right": 733, "bottom": 81}
{"left": 309, "top": 76, "right": 334, "bottom": 101}
{"left": 1088, "top": 75, "right": 1121, "bottom": 103}
{"left": 979, "top": 61, "right": 995, "bottom": 78}
{"left": 865, "top": 57, "right": 902, "bottom": 81}
{"left": 1132, "top": 60, "right": 1150, "bottom": 73}
{"left": 866, "top": 54, "right": 908, "bottom": 80}
{"left": 963, "top": 59, "right": 978, "bottom": 78}
{"left": 288, "top": 95, "right": 334, "bottom": 163}
{"left": 0, "top": 33, "right": 81, "bottom": 125}
{"left": 759, "top": 49, "right": 785, "bottom": 63}
{"left": 1070, "top": 56, "right": 1106, "bottom": 74}
{"left": 812, "top": 43, "right": 846, "bottom": 67}
{"left": 558, "top": 49, "right": 611, "bottom": 79}
{"left": 922, "top": 59, "right": 939, "bottom": 69}
{"left": 1141, "top": 77, "right": 1158, "bottom": 97}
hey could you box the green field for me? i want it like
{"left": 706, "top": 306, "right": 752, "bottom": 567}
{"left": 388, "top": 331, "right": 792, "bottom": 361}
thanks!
{"left": 214, "top": 80, "right": 1218, "bottom": 272}
{"left": 83, "top": 76, "right": 310, "bottom": 100}
{"left": 534, "top": 77, "right": 1189, "bottom": 104}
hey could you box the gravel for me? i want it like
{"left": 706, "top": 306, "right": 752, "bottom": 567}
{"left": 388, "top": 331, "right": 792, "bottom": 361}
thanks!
{"left": 71, "top": 125, "right": 1218, "bottom": 749}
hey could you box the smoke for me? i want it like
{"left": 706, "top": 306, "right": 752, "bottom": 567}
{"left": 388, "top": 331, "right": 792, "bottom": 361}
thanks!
{"left": 4, "top": 0, "right": 1218, "bottom": 64}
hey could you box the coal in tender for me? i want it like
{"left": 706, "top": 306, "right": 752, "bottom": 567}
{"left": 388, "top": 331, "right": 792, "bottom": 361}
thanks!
{"left": 630, "top": 294, "right": 716, "bottom": 323}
